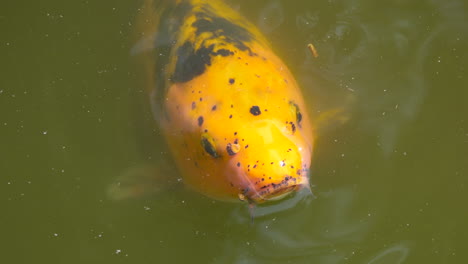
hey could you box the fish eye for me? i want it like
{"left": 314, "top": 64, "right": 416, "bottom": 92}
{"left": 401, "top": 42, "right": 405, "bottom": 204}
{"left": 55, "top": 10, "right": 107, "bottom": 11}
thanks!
{"left": 201, "top": 133, "right": 220, "bottom": 158}
{"left": 289, "top": 101, "right": 303, "bottom": 128}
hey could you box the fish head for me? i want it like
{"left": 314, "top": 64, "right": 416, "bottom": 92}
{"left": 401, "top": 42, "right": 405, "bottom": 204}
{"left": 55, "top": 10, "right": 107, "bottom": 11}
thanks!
{"left": 224, "top": 119, "right": 311, "bottom": 204}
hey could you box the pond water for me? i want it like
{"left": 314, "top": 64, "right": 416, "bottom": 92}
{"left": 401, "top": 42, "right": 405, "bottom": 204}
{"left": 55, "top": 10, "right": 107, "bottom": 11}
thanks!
{"left": 1, "top": 0, "right": 467, "bottom": 263}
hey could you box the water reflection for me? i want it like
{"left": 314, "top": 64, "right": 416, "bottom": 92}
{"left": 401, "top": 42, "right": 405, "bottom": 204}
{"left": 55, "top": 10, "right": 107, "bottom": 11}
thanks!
{"left": 216, "top": 187, "right": 374, "bottom": 263}
{"left": 257, "top": 0, "right": 284, "bottom": 34}
{"left": 366, "top": 242, "right": 411, "bottom": 264}
{"left": 295, "top": 0, "right": 468, "bottom": 155}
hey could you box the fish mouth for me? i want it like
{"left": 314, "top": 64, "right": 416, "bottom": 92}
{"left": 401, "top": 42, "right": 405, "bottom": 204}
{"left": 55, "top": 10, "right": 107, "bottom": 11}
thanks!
{"left": 246, "top": 178, "right": 309, "bottom": 204}
{"left": 262, "top": 184, "right": 300, "bottom": 201}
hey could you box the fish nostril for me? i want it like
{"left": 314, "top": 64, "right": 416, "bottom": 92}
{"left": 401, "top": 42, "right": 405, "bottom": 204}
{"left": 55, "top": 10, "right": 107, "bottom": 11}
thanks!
{"left": 226, "top": 142, "right": 240, "bottom": 156}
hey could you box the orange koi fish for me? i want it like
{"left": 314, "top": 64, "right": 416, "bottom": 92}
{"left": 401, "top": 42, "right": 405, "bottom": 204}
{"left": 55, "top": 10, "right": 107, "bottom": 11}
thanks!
{"left": 133, "top": 0, "right": 314, "bottom": 205}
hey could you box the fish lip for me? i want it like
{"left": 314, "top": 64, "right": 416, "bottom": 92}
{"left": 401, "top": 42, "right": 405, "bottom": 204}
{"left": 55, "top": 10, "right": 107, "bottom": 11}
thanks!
{"left": 262, "top": 184, "right": 299, "bottom": 201}
{"left": 231, "top": 154, "right": 311, "bottom": 204}
{"left": 247, "top": 180, "right": 308, "bottom": 204}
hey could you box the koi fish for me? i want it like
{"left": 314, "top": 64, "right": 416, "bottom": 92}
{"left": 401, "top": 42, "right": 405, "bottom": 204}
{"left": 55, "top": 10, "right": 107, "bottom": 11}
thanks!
{"left": 131, "top": 0, "right": 314, "bottom": 205}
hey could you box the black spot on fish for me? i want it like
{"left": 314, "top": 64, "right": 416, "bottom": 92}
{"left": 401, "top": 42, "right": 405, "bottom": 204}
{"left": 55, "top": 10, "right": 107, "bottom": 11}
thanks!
{"left": 229, "top": 78, "right": 235, "bottom": 84}
{"left": 237, "top": 162, "right": 241, "bottom": 167}
{"left": 192, "top": 102, "right": 196, "bottom": 110}
{"left": 211, "top": 105, "right": 217, "bottom": 111}
{"left": 198, "top": 116, "right": 204, "bottom": 126}
{"left": 289, "top": 121, "right": 296, "bottom": 134}
{"left": 250, "top": 106, "right": 261, "bottom": 116}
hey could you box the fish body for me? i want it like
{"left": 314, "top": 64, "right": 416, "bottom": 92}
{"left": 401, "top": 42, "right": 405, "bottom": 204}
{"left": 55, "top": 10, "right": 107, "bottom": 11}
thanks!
{"left": 135, "top": 0, "right": 313, "bottom": 204}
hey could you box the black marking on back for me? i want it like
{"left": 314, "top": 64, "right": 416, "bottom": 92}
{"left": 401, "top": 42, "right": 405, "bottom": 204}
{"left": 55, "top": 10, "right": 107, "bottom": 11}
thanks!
{"left": 172, "top": 42, "right": 234, "bottom": 83}
{"left": 172, "top": 5, "right": 256, "bottom": 83}
{"left": 192, "top": 10, "right": 254, "bottom": 54}
{"left": 150, "top": 2, "right": 193, "bottom": 120}
{"left": 173, "top": 42, "right": 212, "bottom": 83}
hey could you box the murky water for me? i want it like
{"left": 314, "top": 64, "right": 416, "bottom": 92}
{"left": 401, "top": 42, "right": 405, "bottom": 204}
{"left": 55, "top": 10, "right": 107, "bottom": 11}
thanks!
{"left": 1, "top": 0, "right": 467, "bottom": 263}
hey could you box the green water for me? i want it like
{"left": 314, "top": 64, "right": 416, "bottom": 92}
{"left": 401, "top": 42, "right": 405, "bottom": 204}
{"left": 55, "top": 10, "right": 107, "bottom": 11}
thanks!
{"left": 2, "top": 0, "right": 468, "bottom": 263}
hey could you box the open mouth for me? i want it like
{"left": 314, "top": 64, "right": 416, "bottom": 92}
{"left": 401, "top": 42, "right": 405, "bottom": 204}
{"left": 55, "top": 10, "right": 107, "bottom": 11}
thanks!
{"left": 247, "top": 181, "right": 305, "bottom": 203}
{"left": 263, "top": 184, "right": 299, "bottom": 201}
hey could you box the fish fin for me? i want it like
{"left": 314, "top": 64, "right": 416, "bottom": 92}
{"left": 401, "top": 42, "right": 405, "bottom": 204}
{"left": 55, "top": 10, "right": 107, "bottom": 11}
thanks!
{"left": 314, "top": 107, "right": 350, "bottom": 135}
{"left": 309, "top": 86, "right": 355, "bottom": 139}
{"left": 106, "top": 161, "right": 179, "bottom": 201}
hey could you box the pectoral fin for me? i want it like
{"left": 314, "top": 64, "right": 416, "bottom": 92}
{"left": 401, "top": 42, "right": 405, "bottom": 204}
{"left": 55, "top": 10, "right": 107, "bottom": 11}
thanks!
{"left": 107, "top": 160, "right": 179, "bottom": 201}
